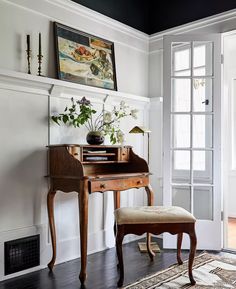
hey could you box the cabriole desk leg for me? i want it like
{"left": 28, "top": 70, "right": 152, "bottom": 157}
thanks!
{"left": 79, "top": 180, "right": 89, "bottom": 284}
{"left": 47, "top": 190, "right": 57, "bottom": 270}
{"left": 145, "top": 184, "right": 155, "bottom": 258}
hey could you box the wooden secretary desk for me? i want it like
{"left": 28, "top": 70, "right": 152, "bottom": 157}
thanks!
{"left": 47, "top": 144, "right": 154, "bottom": 283}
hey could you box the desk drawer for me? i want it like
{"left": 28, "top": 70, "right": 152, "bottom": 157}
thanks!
{"left": 89, "top": 177, "right": 149, "bottom": 193}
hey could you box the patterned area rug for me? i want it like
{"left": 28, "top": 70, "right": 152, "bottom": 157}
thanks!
{"left": 123, "top": 253, "right": 236, "bottom": 288}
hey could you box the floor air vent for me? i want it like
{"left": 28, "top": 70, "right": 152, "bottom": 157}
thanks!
{"left": 4, "top": 235, "right": 40, "bottom": 275}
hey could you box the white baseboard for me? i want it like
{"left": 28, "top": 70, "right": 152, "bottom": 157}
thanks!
{"left": 0, "top": 224, "right": 46, "bottom": 281}
{"left": 0, "top": 225, "right": 163, "bottom": 281}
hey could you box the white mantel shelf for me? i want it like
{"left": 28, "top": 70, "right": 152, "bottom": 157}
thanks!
{"left": 0, "top": 69, "right": 150, "bottom": 104}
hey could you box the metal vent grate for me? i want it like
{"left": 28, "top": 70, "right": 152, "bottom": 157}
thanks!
{"left": 4, "top": 235, "right": 40, "bottom": 275}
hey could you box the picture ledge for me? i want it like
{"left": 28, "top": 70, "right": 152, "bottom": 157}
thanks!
{"left": 0, "top": 69, "right": 150, "bottom": 104}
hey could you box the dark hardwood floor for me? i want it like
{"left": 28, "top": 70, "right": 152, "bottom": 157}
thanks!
{"left": 0, "top": 238, "right": 200, "bottom": 289}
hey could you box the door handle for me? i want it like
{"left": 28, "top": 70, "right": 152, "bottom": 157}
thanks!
{"left": 202, "top": 99, "right": 209, "bottom": 105}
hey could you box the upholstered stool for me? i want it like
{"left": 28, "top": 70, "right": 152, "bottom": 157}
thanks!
{"left": 114, "top": 206, "right": 197, "bottom": 287}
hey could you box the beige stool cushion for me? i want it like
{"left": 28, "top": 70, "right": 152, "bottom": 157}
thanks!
{"left": 114, "top": 206, "right": 196, "bottom": 225}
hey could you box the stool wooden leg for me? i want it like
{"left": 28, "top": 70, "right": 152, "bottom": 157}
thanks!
{"left": 116, "top": 226, "right": 125, "bottom": 288}
{"left": 188, "top": 228, "right": 197, "bottom": 285}
{"left": 146, "top": 234, "right": 155, "bottom": 261}
{"left": 177, "top": 233, "right": 183, "bottom": 265}
{"left": 145, "top": 185, "right": 155, "bottom": 258}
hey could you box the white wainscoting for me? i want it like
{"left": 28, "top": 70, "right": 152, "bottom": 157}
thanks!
{"left": 0, "top": 70, "right": 151, "bottom": 280}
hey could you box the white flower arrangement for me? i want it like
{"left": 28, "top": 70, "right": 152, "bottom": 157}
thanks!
{"left": 51, "top": 96, "right": 138, "bottom": 144}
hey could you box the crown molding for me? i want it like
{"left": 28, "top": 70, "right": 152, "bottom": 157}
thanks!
{"left": 5, "top": 0, "right": 236, "bottom": 55}
{"left": 150, "top": 8, "right": 236, "bottom": 42}
{"left": 3, "top": 0, "right": 149, "bottom": 53}
{"left": 48, "top": 0, "right": 149, "bottom": 42}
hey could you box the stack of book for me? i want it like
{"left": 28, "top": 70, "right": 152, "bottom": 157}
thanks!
{"left": 84, "top": 150, "right": 108, "bottom": 161}
{"left": 85, "top": 156, "right": 108, "bottom": 161}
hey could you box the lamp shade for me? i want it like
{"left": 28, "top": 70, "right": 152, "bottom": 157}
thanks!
{"left": 129, "top": 126, "right": 151, "bottom": 134}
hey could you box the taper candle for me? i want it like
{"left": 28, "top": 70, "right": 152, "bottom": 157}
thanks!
{"left": 39, "top": 33, "right": 41, "bottom": 56}
{"left": 27, "top": 34, "right": 30, "bottom": 51}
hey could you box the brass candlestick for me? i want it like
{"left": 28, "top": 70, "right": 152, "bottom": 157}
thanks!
{"left": 37, "top": 53, "right": 43, "bottom": 76}
{"left": 26, "top": 34, "right": 31, "bottom": 74}
{"left": 26, "top": 49, "right": 31, "bottom": 74}
{"left": 37, "top": 32, "right": 43, "bottom": 76}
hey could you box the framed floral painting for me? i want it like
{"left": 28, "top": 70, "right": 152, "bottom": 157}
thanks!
{"left": 54, "top": 22, "right": 117, "bottom": 90}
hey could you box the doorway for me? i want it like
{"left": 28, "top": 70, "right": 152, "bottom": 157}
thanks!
{"left": 223, "top": 30, "right": 236, "bottom": 251}
{"left": 163, "top": 34, "right": 221, "bottom": 250}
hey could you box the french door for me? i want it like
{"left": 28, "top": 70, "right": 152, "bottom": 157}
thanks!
{"left": 163, "top": 34, "right": 222, "bottom": 250}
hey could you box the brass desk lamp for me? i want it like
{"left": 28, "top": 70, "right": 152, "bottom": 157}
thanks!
{"left": 129, "top": 126, "right": 160, "bottom": 253}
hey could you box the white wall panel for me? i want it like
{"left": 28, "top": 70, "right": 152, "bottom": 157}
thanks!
{"left": 0, "top": 0, "right": 150, "bottom": 280}
{"left": 223, "top": 34, "right": 236, "bottom": 219}
{"left": 0, "top": 89, "right": 48, "bottom": 231}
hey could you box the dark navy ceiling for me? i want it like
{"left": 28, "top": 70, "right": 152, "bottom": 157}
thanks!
{"left": 71, "top": 0, "right": 236, "bottom": 34}
{"left": 72, "top": 0, "right": 149, "bottom": 33}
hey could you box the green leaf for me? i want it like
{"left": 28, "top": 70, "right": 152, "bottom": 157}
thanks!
{"left": 63, "top": 115, "right": 69, "bottom": 123}
{"left": 51, "top": 116, "right": 61, "bottom": 125}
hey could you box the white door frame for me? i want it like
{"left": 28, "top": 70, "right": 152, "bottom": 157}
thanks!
{"left": 163, "top": 34, "right": 222, "bottom": 250}
{"left": 222, "top": 29, "right": 236, "bottom": 250}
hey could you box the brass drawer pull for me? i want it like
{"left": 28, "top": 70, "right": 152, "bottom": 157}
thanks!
{"left": 137, "top": 180, "right": 143, "bottom": 185}
{"left": 100, "top": 183, "right": 106, "bottom": 189}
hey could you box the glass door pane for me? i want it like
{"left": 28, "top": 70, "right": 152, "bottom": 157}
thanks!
{"left": 192, "top": 115, "right": 213, "bottom": 148}
{"left": 172, "top": 115, "right": 190, "bottom": 148}
{"left": 172, "top": 42, "right": 191, "bottom": 76}
{"left": 172, "top": 151, "right": 190, "bottom": 183}
{"left": 193, "top": 187, "right": 213, "bottom": 220}
{"left": 172, "top": 186, "right": 191, "bottom": 211}
{"left": 193, "top": 78, "right": 212, "bottom": 112}
{"left": 172, "top": 79, "right": 191, "bottom": 112}
{"left": 193, "top": 151, "right": 213, "bottom": 184}
{"left": 193, "top": 42, "right": 213, "bottom": 76}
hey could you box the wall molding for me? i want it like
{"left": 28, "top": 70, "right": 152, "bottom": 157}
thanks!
{"left": 150, "top": 96, "right": 163, "bottom": 104}
{"left": 150, "top": 8, "right": 236, "bottom": 41}
{"left": 49, "top": 0, "right": 149, "bottom": 43}
{"left": 4, "top": 0, "right": 236, "bottom": 55}
{"left": 149, "top": 8, "right": 236, "bottom": 52}
{"left": 0, "top": 69, "right": 150, "bottom": 105}
{"left": 3, "top": 0, "right": 149, "bottom": 54}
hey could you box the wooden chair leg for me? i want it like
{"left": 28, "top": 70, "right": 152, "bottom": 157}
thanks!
{"left": 188, "top": 228, "right": 197, "bottom": 285}
{"left": 145, "top": 185, "right": 155, "bottom": 259}
{"left": 177, "top": 233, "right": 183, "bottom": 265}
{"left": 116, "top": 226, "right": 125, "bottom": 288}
